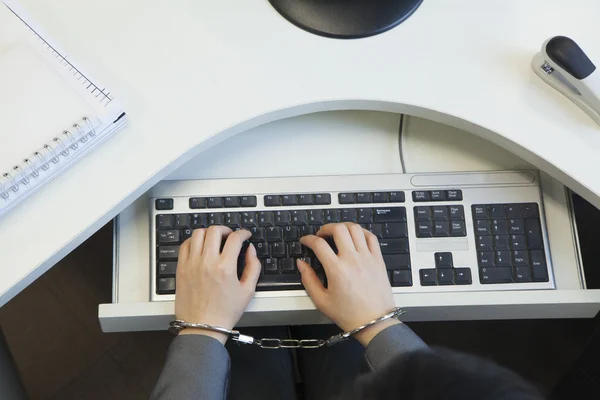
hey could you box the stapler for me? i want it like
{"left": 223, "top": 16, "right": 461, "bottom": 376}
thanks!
{"left": 532, "top": 36, "right": 600, "bottom": 126}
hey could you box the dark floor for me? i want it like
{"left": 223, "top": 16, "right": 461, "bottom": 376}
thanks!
{"left": 1, "top": 195, "right": 600, "bottom": 399}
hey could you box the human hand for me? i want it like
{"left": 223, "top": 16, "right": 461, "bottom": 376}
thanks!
{"left": 298, "top": 223, "right": 400, "bottom": 346}
{"left": 175, "top": 226, "right": 261, "bottom": 343}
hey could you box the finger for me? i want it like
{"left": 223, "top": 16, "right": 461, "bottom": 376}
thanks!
{"left": 343, "top": 222, "right": 369, "bottom": 253}
{"left": 297, "top": 259, "right": 328, "bottom": 307}
{"left": 316, "top": 223, "right": 355, "bottom": 253}
{"left": 222, "top": 229, "right": 252, "bottom": 261}
{"left": 203, "top": 225, "right": 233, "bottom": 256}
{"left": 189, "top": 228, "right": 206, "bottom": 257}
{"left": 179, "top": 236, "right": 191, "bottom": 262}
{"left": 363, "top": 228, "right": 384, "bottom": 261}
{"left": 241, "top": 243, "right": 261, "bottom": 288}
{"left": 300, "top": 235, "right": 337, "bottom": 267}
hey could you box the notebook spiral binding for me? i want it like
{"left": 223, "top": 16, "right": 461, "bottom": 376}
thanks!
{"left": 0, "top": 116, "right": 96, "bottom": 200}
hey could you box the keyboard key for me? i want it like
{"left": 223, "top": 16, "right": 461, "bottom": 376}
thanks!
{"left": 241, "top": 196, "right": 257, "bottom": 207}
{"left": 430, "top": 190, "right": 446, "bottom": 201}
{"left": 275, "top": 211, "right": 291, "bottom": 225}
{"left": 356, "top": 193, "right": 372, "bottom": 203}
{"left": 267, "top": 226, "right": 284, "bottom": 241}
{"left": 256, "top": 274, "right": 302, "bottom": 291}
{"left": 493, "top": 234, "right": 510, "bottom": 250}
{"left": 522, "top": 203, "right": 539, "bottom": 218}
{"left": 282, "top": 195, "right": 298, "bottom": 206}
{"left": 412, "top": 191, "right": 429, "bottom": 202}
{"left": 433, "top": 221, "right": 450, "bottom": 237}
{"left": 383, "top": 223, "right": 408, "bottom": 238}
{"left": 449, "top": 205, "right": 464, "bottom": 220}
{"left": 510, "top": 234, "right": 527, "bottom": 250}
{"left": 189, "top": 197, "right": 207, "bottom": 209}
{"left": 262, "top": 257, "right": 277, "bottom": 273}
{"left": 157, "top": 277, "right": 176, "bottom": 294}
{"left": 271, "top": 242, "right": 286, "bottom": 257}
{"left": 525, "top": 219, "right": 544, "bottom": 249}
{"left": 480, "top": 267, "right": 513, "bottom": 284}
{"left": 284, "top": 226, "right": 299, "bottom": 241}
{"left": 225, "top": 212, "right": 241, "bottom": 228}
{"left": 495, "top": 250, "right": 512, "bottom": 267}
{"left": 379, "top": 239, "right": 409, "bottom": 254}
{"left": 156, "top": 198, "right": 173, "bottom": 210}
{"left": 250, "top": 227, "right": 266, "bottom": 242}
{"left": 298, "top": 194, "right": 314, "bottom": 205}
{"left": 491, "top": 219, "right": 508, "bottom": 234}
{"left": 505, "top": 204, "right": 521, "bottom": 218}
{"left": 489, "top": 205, "right": 505, "bottom": 218}
{"left": 207, "top": 213, "right": 224, "bottom": 226}
{"left": 454, "top": 268, "right": 472, "bottom": 285}
{"left": 242, "top": 212, "right": 258, "bottom": 227}
{"left": 388, "top": 192, "right": 405, "bottom": 202}
{"left": 300, "top": 225, "right": 317, "bottom": 237}
{"left": 508, "top": 219, "right": 525, "bottom": 234}
{"left": 420, "top": 269, "right": 437, "bottom": 286}
{"left": 339, "top": 193, "right": 355, "bottom": 204}
{"left": 224, "top": 196, "right": 240, "bottom": 207}
{"left": 432, "top": 206, "right": 448, "bottom": 220}
{"left": 374, "top": 207, "right": 406, "bottom": 222}
{"left": 289, "top": 241, "right": 304, "bottom": 256}
{"left": 158, "top": 230, "right": 181, "bottom": 244}
{"left": 315, "top": 194, "right": 331, "bottom": 205}
{"left": 158, "top": 246, "right": 179, "bottom": 260}
{"left": 437, "top": 269, "right": 454, "bottom": 285}
{"left": 383, "top": 254, "right": 411, "bottom": 270}
{"left": 264, "top": 195, "right": 281, "bottom": 207}
{"left": 341, "top": 209, "right": 357, "bottom": 222}
{"left": 373, "top": 192, "right": 388, "bottom": 203}
{"left": 208, "top": 197, "right": 224, "bottom": 208}
{"left": 308, "top": 210, "right": 324, "bottom": 225}
{"left": 391, "top": 270, "right": 412, "bottom": 287}
{"left": 530, "top": 250, "right": 549, "bottom": 282}
{"left": 435, "top": 252, "right": 453, "bottom": 268}
{"left": 157, "top": 261, "right": 177, "bottom": 276}
{"left": 258, "top": 211, "right": 275, "bottom": 226}
{"left": 416, "top": 222, "right": 433, "bottom": 238}
{"left": 174, "top": 214, "right": 191, "bottom": 229}
{"left": 370, "top": 223, "right": 383, "bottom": 238}
{"left": 182, "top": 228, "right": 193, "bottom": 241}
{"left": 476, "top": 235, "right": 493, "bottom": 251}
{"left": 256, "top": 242, "right": 270, "bottom": 258}
{"left": 325, "top": 209, "right": 340, "bottom": 223}
{"left": 157, "top": 214, "right": 174, "bottom": 229}
{"left": 512, "top": 250, "right": 529, "bottom": 266}
{"left": 515, "top": 266, "right": 532, "bottom": 282}
{"left": 446, "top": 190, "right": 463, "bottom": 201}
{"left": 477, "top": 251, "right": 494, "bottom": 267}
{"left": 414, "top": 206, "right": 432, "bottom": 221}
{"left": 450, "top": 221, "right": 466, "bottom": 237}
{"left": 291, "top": 210, "right": 308, "bottom": 225}
{"left": 475, "top": 219, "right": 491, "bottom": 235}
{"left": 191, "top": 213, "right": 206, "bottom": 228}
{"left": 280, "top": 258, "right": 296, "bottom": 273}
{"left": 472, "top": 205, "right": 489, "bottom": 219}
{"left": 357, "top": 208, "right": 372, "bottom": 223}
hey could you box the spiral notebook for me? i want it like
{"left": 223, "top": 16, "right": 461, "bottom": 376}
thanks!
{"left": 0, "top": 0, "right": 127, "bottom": 218}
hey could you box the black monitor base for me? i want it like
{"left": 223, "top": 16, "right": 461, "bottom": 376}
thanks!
{"left": 269, "top": 0, "right": 424, "bottom": 39}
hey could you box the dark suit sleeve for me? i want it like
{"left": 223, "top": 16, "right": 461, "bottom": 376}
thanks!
{"left": 364, "top": 322, "right": 428, "bottom": 371}
{"left": 151, "top": 335, "right": 230, "bottom": 400}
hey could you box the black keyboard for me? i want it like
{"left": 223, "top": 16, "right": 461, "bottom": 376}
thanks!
{"left": 155, "top": 191, "right": 413, "bottom": 294}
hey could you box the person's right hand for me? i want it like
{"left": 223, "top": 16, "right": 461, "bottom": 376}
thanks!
{"left": 297, "top": 223, "right": 401, "bottom": 346}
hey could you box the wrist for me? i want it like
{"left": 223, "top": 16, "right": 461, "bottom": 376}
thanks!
{"left": 353, "top": 318, "right": 402, "bottom": 347}
{"left": 178, "top": 327, "right": 228, "bottom": 345}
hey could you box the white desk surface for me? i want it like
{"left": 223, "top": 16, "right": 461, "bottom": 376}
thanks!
{"left": 1, "top": 0, "right": 600, "bottom": 306}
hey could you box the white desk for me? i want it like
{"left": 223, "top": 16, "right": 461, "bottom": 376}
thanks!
{"left": 1, "top": 0, "right": 600, "bottom": 306}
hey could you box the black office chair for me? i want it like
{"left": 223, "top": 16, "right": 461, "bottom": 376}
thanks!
{"left": 0, "top": 325, "right": 28, "bottom": 400}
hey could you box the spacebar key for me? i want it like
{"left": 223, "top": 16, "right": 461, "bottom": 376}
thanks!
{"left": 379, "top": 239, "right": 409, "bottom": 254}
{"left": 256, "top": 275, "right": 303, "bottom": 291}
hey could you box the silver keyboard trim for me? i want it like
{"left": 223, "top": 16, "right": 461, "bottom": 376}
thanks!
{"left": 149, "top": 171, "right": 555, "bottom": 302}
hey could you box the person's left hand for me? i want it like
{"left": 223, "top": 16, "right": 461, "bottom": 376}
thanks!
{"left": 175, "top": 226, "right": 261, "bottom": 343}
